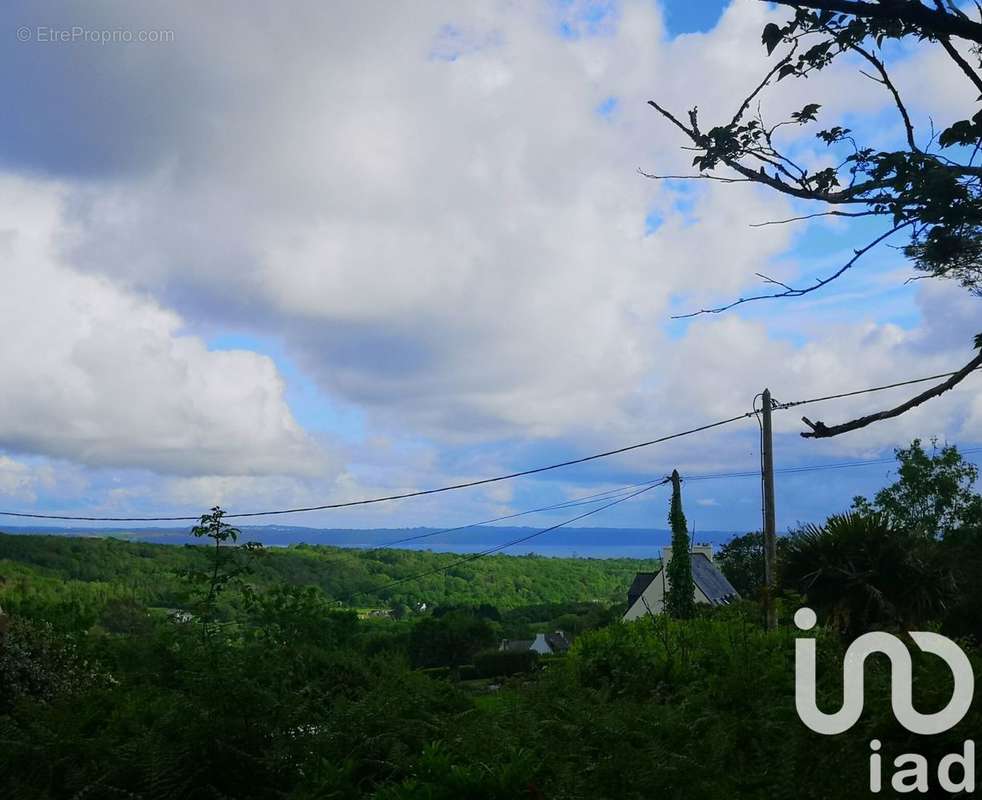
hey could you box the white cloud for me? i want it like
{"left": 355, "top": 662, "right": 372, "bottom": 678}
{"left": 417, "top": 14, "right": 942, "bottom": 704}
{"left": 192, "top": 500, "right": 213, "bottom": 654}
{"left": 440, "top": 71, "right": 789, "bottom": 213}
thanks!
{"left": 0, "top": 176, "right": 327, "bottom": 477}
{"left": 0, "top": 457, "right": 55, "bottom": 502}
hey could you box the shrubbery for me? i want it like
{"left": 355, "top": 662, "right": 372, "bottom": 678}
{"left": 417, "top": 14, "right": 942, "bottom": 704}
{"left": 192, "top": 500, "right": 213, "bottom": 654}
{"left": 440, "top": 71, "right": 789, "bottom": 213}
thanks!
{"left": 472, "top": 648, "right": 538, "bottom": 678}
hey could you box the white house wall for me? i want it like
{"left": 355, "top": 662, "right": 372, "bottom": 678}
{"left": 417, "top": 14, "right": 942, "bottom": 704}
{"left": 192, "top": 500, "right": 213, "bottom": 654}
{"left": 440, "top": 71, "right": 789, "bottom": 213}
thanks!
{"left": 622, "top": 573, "right": 712, "bottom": 621}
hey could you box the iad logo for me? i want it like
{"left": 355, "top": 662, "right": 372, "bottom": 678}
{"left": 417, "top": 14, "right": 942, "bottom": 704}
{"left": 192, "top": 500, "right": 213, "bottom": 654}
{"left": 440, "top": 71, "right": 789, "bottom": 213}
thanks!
{"left": 794, "top": 607, "right": 976, "bottom": 794}
{"left": 794, "top": 607, "right": 974, "bottom": 735}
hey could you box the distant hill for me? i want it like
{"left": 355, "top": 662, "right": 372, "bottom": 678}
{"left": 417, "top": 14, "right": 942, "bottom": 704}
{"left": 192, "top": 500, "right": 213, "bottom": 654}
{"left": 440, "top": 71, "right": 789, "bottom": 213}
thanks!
{"left": 0, "top": 530, "right": 666, "bottom": 609}
{"left": 0, "top": 523, "right": 742, "bottom": 557}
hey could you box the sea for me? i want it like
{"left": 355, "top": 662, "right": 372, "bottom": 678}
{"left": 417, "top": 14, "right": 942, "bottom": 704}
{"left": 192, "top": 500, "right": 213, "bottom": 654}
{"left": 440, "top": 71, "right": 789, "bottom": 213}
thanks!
{"left": 0, "top": 524, "right": 742, "bottom": 559}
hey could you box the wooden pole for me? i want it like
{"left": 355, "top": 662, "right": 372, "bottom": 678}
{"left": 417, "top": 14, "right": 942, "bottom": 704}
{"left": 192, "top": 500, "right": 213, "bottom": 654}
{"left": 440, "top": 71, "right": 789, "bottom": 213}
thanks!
{"left": 761, "top": 388, "right": 778, "bottom": 631}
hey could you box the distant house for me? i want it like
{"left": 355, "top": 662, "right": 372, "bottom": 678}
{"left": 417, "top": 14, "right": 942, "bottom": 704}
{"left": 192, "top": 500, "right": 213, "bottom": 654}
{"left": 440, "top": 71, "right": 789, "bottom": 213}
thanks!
{"left": 499, "top": 630, "right": 571, "bottom": 655}
{"left": 622, "top": 545, "right": 739, "bottom": 621}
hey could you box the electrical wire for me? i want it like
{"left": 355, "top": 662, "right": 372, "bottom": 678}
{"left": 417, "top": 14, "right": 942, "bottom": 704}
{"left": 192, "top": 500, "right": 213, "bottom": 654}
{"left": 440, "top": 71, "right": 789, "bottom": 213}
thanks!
{"left": 301, "top": 447, "right": 982, "bottom": 556}
{"left": 373, "top": 480, "right": 657, "bottom": 550}
{"left": 1, "top": 365, "right": 979, "bottom": 524}
{"left": 347, "top": 478, "right": 669, "bottom": 600}
{"left": 0, "top": 413, "right": 755, "bottom": 522}
{"left": 684, "top": 447, "right": 982, "bottom": 482}
{"left": 364, "top": 449, "right": 982, "bottom": 556}
{"left": 773, "top": 366, "right": 982, "bottom": 411}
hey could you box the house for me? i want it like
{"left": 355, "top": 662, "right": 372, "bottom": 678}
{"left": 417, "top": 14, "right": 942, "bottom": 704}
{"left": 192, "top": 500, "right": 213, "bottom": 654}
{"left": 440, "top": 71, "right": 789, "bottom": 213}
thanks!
{"left": 622, "top": 545, "right": 739, "bottom": 621}
{"left": 499, "top": 630, "right": 571, "bottom": 655}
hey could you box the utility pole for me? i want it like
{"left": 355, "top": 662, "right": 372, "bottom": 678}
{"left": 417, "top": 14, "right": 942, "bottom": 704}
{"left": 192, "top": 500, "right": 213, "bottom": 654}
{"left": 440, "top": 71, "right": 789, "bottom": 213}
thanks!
{"left": 761, "top": 388, "right": 777, "bottom": 631}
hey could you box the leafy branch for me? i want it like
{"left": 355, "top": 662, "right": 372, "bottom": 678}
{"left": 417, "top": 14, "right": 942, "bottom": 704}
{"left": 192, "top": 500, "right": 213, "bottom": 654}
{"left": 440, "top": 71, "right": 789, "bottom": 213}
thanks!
{"left": 643, "top": 0, "right": 982, "bottom": 438}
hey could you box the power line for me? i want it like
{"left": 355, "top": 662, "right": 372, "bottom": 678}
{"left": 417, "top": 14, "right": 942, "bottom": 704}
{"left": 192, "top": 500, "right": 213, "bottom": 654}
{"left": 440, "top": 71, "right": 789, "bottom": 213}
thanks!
{"left": 224, "top": 414, "right": 748, "bottom": 519}
{"left": 322, "top": 447, "right": 982, "bottom": 554}
{"left": 367, "top": 448, "right": 982, "bottom": 554}
{"left": 374, "top": 480, "right": 656, "bottom": 549}
{"left": 684, "top": 447, "right": 982, "bottom": 483}
{"left": 0, "top": 412, "right": 755, "bottom": 522}
{"left": 772, "top": 367, "right": 982, "bottom": 411}
{"left": 348, "top": 479, "right": 669, "bottom": 600}
{"left": 1, "top": 365, "right": 978, "bottom": 524}
{"left": 376, "top": 449, "right": 982, "bottom": 551}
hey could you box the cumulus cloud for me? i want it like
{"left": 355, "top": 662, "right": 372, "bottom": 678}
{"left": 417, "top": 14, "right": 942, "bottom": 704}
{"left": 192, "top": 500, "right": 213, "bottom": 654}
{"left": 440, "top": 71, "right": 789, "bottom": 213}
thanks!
{"left": 0, "top": 176, "right": 326, "bottom": 477}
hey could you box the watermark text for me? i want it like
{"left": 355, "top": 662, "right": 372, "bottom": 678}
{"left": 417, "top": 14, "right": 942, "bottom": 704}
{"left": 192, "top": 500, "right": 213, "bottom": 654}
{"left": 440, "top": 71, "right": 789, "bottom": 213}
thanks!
{"left": 17, "top": 26, "right": 174, "bottom": 45}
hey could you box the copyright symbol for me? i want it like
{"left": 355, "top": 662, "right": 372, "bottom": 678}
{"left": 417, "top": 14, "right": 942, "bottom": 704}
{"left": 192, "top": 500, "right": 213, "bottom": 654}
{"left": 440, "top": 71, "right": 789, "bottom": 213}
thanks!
{"left": 16, "top": 27, "right": 31, "bottom": 42}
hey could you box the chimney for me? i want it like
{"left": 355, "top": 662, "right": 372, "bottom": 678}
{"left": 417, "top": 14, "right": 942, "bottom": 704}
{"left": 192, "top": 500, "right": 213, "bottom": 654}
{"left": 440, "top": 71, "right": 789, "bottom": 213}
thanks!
{"left": 692, "top": 544, "right": 714, "bottom": 563}
{"left": 662, "top": 544, "right": 714, "bottom": 564}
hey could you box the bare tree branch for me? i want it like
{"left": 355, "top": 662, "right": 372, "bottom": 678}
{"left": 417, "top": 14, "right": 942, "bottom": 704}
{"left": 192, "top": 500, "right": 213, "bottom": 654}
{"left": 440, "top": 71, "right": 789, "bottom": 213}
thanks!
{"left": 848, "top": 41, "right": 919, "bottom": 152}
{"left": 670, "top": 222, "right": 911, "bottom": 318}
{"left": 637, "top": 169, "right": 750, "bottom": 184}
{"left": 800, "top": 351, "right": 982, "bottom": 438}
{"left": 755, "top": 272, "right": 796, "bottom": 291}
{"left": 937, "top": 34, "right": 982, "bottom": 94}
{"left": 749, "top": 210, "right": 877, "bottom": 227}
{"left": 729, "top": 46, "right": 798, "bottom": 127}
{"left": 647, "top": 100, "right": 697, "bottom": 139}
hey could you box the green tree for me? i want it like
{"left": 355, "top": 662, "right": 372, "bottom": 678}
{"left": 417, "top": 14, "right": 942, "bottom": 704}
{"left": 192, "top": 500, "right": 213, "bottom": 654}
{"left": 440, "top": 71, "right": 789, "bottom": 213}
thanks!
{"left": 646, "top": 1, "right": 982, "bottom": 439}
{"left": 389, "top": 601, "right": 409, "bottom": 620}
{"left": 939, "top": 525, "right": 982, "bottom": 640}
{"left": 0, "top": 618, "right": 107, "bottom": 713}
{"left": 186, "top": 506, "right": 264, "bottom": 624}
{"left": 717, "top": 532, "right": 794, "bottom": 598}
{"left": 851, "top": 438, "right": 982, "bottom": 537}
{"left": 408, "top": 610, "right": 496, "bottom": 669}
{"left": 782, "top": 511, "right": 953, "bottom": 638}
{"left": 664, "top": 470, "right": 695, "bottom": 619}
{"left": 249, "top": 585, "right": 358, "bottom": 648}
{"left": 97, "top": 597, "right": 152, "bottom": 636}
{"left": 716, "top": 531, "right": 761, "bottom": 599}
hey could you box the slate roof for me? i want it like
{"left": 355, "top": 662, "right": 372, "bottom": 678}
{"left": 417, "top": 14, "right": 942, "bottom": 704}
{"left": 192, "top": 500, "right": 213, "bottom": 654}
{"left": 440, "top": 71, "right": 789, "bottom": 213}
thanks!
{"left": 626, "top": 572, "right": 658, "bottom": 609}
{"left": 545, "top": 632, "right": 571, "bottom": 653}
{"left": 690, "top": 552, "right": 739, "bottom": 604}
{"left": 626, "top": 553, "right": 739, "bottom": 610}
{"left": 501, "top": 639, "right": 534, "bottom": 652}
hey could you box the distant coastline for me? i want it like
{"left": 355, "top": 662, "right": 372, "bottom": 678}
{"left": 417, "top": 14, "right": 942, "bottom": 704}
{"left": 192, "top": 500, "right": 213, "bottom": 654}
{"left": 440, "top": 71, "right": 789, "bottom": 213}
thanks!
{"left": 0, "top": 523, "right": 742, "bottom": 558}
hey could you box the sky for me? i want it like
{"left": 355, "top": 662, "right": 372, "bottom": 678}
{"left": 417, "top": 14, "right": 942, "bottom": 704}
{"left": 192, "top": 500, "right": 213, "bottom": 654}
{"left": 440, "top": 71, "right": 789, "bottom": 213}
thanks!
{"left": 0, "top": 0, "right": 980, "bottom": 536}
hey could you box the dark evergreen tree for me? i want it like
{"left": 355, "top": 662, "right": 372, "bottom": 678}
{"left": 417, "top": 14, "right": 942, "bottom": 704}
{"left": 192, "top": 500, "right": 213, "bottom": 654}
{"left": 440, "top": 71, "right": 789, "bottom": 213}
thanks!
{"left": 664, "top": 470, "right": 695, "bottom": 619}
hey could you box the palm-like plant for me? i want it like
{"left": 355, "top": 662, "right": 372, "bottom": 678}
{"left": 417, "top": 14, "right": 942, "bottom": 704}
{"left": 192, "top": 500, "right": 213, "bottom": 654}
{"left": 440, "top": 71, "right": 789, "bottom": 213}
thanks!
{"left": 781, "top": 512, "right": 954, "bottom": 639}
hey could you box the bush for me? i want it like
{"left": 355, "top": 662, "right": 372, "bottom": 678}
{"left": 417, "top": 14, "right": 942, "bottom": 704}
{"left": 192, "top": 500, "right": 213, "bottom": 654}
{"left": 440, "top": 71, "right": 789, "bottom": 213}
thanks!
{"left": 419, "top": 666, "right": 452, "bottom": 681}
{"left": 473, "top": 648, "right": 538, "bottom": 678}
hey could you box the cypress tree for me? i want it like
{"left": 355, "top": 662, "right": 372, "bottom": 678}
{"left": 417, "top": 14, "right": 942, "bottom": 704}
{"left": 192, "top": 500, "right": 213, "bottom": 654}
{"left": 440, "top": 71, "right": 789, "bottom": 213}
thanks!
{"left": 664, "top": 469, "right": 695, "bottom": 619}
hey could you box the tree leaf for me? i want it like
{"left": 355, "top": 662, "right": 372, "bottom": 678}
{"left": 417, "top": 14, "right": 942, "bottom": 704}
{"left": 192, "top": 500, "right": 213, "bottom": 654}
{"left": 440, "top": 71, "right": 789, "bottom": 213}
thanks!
{"left": 761, "top": 23, "right": 782, "bottom": 55}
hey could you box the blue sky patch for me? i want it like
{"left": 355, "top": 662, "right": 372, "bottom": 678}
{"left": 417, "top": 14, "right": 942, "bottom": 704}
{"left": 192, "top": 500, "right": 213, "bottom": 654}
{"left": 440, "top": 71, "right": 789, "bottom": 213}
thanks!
{"left": 660, "top": 0, "right": 728, "bottom": 36}
{"left": 596, "top": 95, "right": 618, "bottom": 118}
{"left": 209, "top": 333, "right": 366, "bottom": 441}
